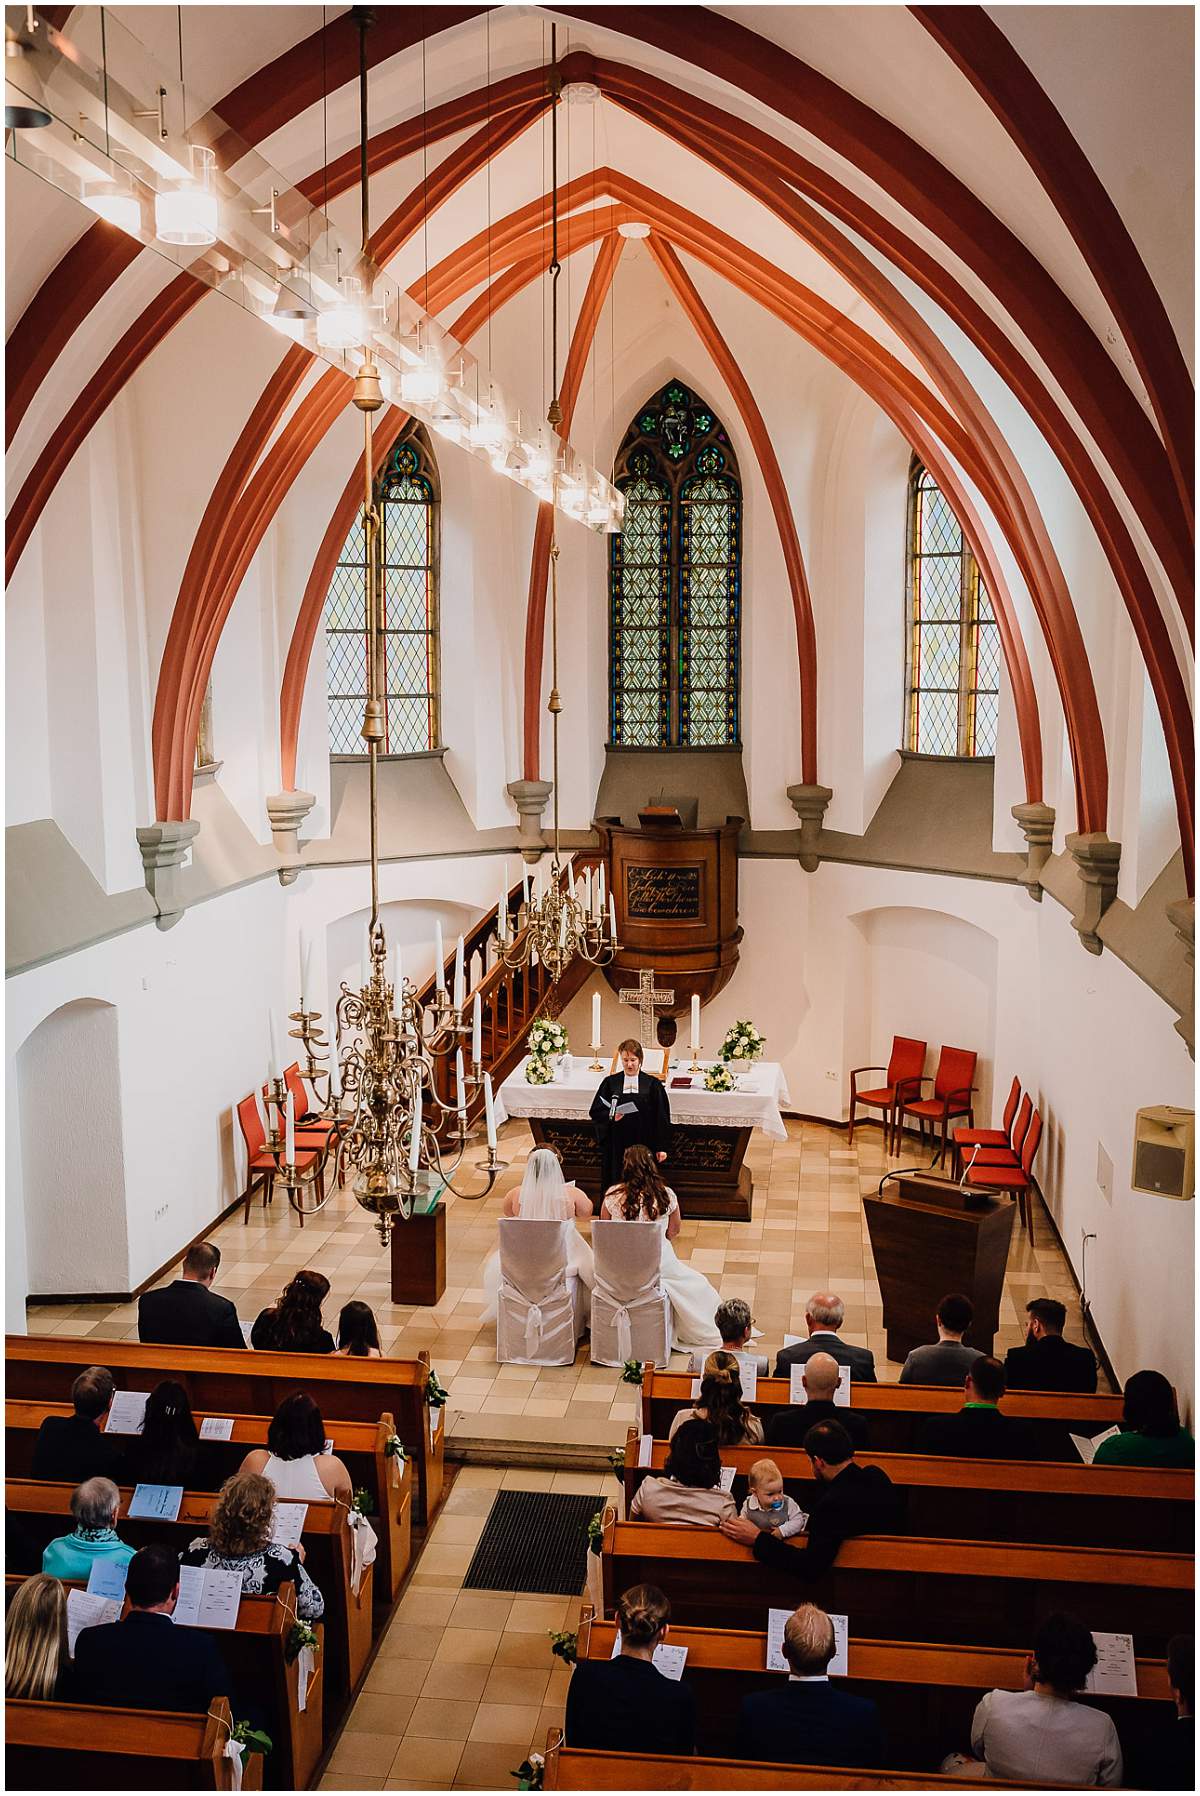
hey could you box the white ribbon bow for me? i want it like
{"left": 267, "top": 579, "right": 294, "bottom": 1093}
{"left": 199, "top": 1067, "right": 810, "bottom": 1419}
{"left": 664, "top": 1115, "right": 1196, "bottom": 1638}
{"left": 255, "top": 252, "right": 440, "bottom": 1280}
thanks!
{"left": 346, "top": 1507, "right": 379, "bottom": 1597}
{"left": 224, "top": 1740, "right": 245, "bottom": 1792}
{"left": 524, "top": 1303, "right": 545, "bottom": 1358}
{"left": 615, "top": 1305, "right": 633, "bottom": 1363}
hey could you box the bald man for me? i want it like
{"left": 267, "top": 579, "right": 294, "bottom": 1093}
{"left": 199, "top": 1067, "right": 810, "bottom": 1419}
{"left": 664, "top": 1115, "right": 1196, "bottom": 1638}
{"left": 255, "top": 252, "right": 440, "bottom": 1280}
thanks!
{"left": 766, "top": 1352, "right": 870, "bottom": 1450}
{"left": 773, "top": 1293, "right": 876, "bottom": 1383}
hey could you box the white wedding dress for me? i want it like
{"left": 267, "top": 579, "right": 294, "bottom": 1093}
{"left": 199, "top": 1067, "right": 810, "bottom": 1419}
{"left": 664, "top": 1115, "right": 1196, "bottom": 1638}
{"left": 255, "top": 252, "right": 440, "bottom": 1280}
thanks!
{"left": 602, "top": 1187, "right": 723, "bottom": 1355}
{"left": 481, "top": 1149, "right": 594, "bottom": 1325}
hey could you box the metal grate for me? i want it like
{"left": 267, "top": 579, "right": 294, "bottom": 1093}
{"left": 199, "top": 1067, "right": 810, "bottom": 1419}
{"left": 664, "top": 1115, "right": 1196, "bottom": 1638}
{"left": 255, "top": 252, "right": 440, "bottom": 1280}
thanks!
{"left": 461, "top": 1490, "right": 604, "bottom": 1596}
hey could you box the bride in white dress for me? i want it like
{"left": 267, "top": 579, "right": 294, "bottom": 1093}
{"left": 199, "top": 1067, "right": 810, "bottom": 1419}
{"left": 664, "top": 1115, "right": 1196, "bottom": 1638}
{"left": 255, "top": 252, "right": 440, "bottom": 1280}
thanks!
{"left": 602, "top": 1145, "right": 723, "bottom": 1355}
{"left": 481, "top": 1147, "right": 594, "bottom": 1323}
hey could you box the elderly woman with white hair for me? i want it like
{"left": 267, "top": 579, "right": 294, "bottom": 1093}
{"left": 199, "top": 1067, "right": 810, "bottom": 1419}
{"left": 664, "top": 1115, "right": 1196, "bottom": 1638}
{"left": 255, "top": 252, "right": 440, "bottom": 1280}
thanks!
{"left": 41, "top": 1477, "right": 136, "bottom": 1581}
{"left": 481, "top": 1146, "right": 594, "bottom": 1322}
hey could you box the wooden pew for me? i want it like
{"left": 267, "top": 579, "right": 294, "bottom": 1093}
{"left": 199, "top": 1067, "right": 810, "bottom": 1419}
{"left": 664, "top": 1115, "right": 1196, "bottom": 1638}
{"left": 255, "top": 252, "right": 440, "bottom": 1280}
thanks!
{"left": 600, "top": 1516, "right": 1193, "bottom": 1657}
{"left": 4, "top": 1582, "right": 322, "bottom": 1791}
{"left": 6, "top": 1477, "right": 368, "bottom": 1735}
{"left": 543, "top": 1737, "right": 1024, "bottom": 1790}
{"left": 5, "top": 1334, "right": 444, "bottom": 1523}
{"left": 5, "top": 1694, "right": 261, "bottom": 1792}
{"left": 621, "top": 1426, "right": 1194, "bottom": 1551}
{"left": 641, "top": 1367, "right": 1125, "bottom": 1462}
{"left": 577, "top": 1606, "right": 1174, "bottom": 1777}
{"left": 5, "top": 1399, "right": 413, "bottom": 1602}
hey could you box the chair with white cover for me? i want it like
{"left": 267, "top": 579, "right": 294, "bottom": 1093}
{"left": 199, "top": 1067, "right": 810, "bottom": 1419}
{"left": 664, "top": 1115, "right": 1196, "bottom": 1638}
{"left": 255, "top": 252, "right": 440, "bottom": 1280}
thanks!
{"left": 590, "top": 1219, "right": 672, "bottom": 1369}
{"left": 495, "top": 1218, "right": 586, "bottom": 1366}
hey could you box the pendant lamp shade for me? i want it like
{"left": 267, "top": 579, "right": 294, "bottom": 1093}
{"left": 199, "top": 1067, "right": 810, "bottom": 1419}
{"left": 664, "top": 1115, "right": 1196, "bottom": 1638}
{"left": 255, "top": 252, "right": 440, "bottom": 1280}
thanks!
{"left": 5, "top": 28, "right": 51, "bottom": 128}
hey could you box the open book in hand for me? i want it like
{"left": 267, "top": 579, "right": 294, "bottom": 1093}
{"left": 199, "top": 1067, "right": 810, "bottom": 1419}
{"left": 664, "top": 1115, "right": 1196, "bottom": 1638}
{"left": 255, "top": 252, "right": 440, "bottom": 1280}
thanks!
{"left": 766, "top": 1607, "right": 848, "bottom": 1675}
{"left": 610, "top": 1632, "right": 688, "bottom": 1680}
{"left": 1069, "top": 1425, "right": 1121, "bottom": 1464}
{"left": 66, "top": 1589, "right": 121, "bottom": 1657}
{"left": 172, "top": 1563, "right": 243, "bottom": 1630}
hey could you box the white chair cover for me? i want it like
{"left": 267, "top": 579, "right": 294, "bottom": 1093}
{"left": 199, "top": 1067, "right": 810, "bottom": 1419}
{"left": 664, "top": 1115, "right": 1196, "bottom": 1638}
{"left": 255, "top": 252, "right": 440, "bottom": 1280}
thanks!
{"left": 495, "top": 1218, "right": 585, "bottom": 1366}
{"left": 590, "top": 1218, "right": 672, "bottom": 1368}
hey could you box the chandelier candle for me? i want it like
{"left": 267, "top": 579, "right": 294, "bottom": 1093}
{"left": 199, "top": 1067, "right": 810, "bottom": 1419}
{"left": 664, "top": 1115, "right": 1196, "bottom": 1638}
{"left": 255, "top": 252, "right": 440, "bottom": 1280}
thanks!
{"left": 472, "top": 995, "right": 482, "bottom": 1066}
{"left": 453, "top": 936, "right": 465, "bottom": 1011}
{"left": 434, "top": 920, "right": 445, "bottom": 990}
{"left": 484, "top": 1072, "right": 497, "bottom": 1149}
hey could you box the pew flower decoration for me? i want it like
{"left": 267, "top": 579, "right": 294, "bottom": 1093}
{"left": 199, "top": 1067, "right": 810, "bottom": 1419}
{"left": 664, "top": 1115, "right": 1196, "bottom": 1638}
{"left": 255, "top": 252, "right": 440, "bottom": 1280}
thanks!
{"left": 620, "top": 1359, "right": 644, "bottom": 1385}
{"left": 527, "top": 1019, "right": 569, "bottom": 1060}
{"left": 511, "top": 1752, "right": 545, "bottom": 1790}
{"left": 231, "top": 1721, "right": 273, "bottom": 1757}
{"left": 607, "top": 1445, "right": 626, "bottom": 1479}
{"left": 704, "top": 1061, "right": 735, "bottom": 1093}
{"left": 285, "top": 1621, "right": 320, "bottom": 1664}
{"left": 352, "top": 1487, "right": 374, "bottom": 1517}
{"left": 384, "top": 1433, "right": 407, "bottom": 1462}
{"left": 586, "top": 1511, "right": 606, "bottom": 1557}
{"left": 719, "top": 1019, "right": 765, "bottom": 1063}
{"left": 524, "top": 1053, "right": 555, "bottom": 1086}
{"left": 548, "top": 1628, "right": 579, "bottom": 1664}
{"left": 427, "top": 1368, "right": 450, "bottom": 1408}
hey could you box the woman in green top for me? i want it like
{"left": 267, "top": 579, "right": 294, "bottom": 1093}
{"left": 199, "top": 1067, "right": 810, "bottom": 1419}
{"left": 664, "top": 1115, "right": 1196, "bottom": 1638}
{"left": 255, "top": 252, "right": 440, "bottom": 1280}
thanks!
{"left": 41, "top": 1476, "right": 136, "bottom": 1580}
{"left": 1093, "top": 1370, "right": 1195, "bottom": 1469}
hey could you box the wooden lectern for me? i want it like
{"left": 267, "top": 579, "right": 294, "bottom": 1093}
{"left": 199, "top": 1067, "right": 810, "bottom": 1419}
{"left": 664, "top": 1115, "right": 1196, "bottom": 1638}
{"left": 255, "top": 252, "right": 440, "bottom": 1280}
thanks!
{"left": 863, "top": 1171, "right": 1015, "bottom": 1362}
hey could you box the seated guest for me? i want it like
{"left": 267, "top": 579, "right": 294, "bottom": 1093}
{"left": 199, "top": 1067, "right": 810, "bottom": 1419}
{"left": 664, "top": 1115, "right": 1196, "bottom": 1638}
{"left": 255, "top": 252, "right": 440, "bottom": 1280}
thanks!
{"left": 946, "top": 1610, "right": 1121, "bottom": 1786}
{"left": 335, "top": 1300, "right": 383, "bottom": 1358}
{"left": 1092, "top": 1369, "right": 1195, "bottom": 1468}
{"left": 734, "top": 1602, "right": 885, "bottom": 1768}
{"left": 1153, "top": 1634, "right": 1195, "bottom": 1792}
{"left": 251, "top": 1269, "right": 335, "bottom": 1354}
{"left": 42, "top": 1477, "right": 135, "bottom": 1581}
{"left": 721, "top": 1421, "right": 900, "bottom": 1580}
{"left": 124, "top": 1380, "right": 199, "bottom": 1488}
{"left": 72, "top": 1544, "right": 232, "bottom": 1714}
{"left": 669, "top": 1352, "right": 765, "bottom": 1446}
{"left": 739, "top": 1458, "right": 807, "bottom": 1538}
{"left": 31, "top": 1366, "right": 121, "bottom": 1482}
{"left": 565, "top": 1583, "right": 695, "bottom": 1754}
{"left": 481, "top": 1147, "right": 595, "bottom": 1324}
{"left": 138, "top": 1241, "right": 245, "bottom": 1349}
{"left": 916, "top": 1357, "right": 1036, "bottom": 1460}
{"left": 766, "top": 1353, "right": 870, "bottom": 1450}
{"left": 899, "top": 1293, "right": 983, "bottom": 1386}
{"left": 629, "top": 1420, "right": 736, "bottom": 1527}
{"left": 773, "top": 1292, "right": 876, "bottom": 1383}
{"left": 1004, "top": 1297, "right": 1097, "bottom": 1394}
{"left": 5, "top": 1574, "right": 70, "bottom": 1700}
{"left": 239, "top": 1392, "right": 353, "bottom": 1503}
{"left": 689, "top": 1298, "right": 768, "bottom": 1377}
{"left": 183, "top": 1472, "right": 324, "bottom": 1619}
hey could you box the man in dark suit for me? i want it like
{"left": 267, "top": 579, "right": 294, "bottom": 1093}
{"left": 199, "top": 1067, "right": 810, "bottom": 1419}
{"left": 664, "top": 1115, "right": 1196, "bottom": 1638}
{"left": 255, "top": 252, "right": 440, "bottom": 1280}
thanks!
{"left": 766, "top": 1353, "right": 870, "bottom": 1450}
{"left": 722, "top": 1420, "right": 902, "bottom": 1581}
{"left": 773, "top": 1293, "right": 877, "bottom": 1383}
{"left": 31, "top": 1366, "right": 122, "bottom": 1482}
{"left": 138, "top": 1241, "right": 245, "bottom": 1349}
{"left": 71, "top": 1544, "right": 233, "bottom": 1713}
{"left": 916, "top": 1356, "right": 1037, "bottom": 1460}
{"left": 1004, "top": 1298, "right": 1097, "bottom": 1394}
{"left": 735, "top": 1602, "right": 885, "bottom": 1768}
{"left": 589, "top": 1038, "right": 673, "bottom": 1194}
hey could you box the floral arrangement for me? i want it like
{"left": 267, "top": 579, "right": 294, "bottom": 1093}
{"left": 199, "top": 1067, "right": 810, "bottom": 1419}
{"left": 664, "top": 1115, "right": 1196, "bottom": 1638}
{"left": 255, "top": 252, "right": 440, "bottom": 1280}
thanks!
{"left": 231, "top": 1721, "right": 273, "bottom": 1756}
{"left": 586, "top": 1511, "right": 606, "bottom": 1557}
{"left": 524, "top": 1054, "right": 555, "bottom": 1085}
{"left": 383, "top": 1433, "right": 407, "bottom": 1463}
{"left": 511, "top": 1752, "right": 545, "bottom": 1789}
{"left": 352, "top": 1487, "right": 374, "bottom": 1517}
{"left": 285, "top": 1620, "right": 320, "bottom": 1664}
{"left": 607, "top": 1446, "right": 626, "bottom": 1479}
{"left": 620, "top": 1359, "right": 644, "bottom": 1385}
{"left": 704, "top": 1061, "right": 736, "bottom": 1092}
{"left": 426, "top": 1368, "right": 450, "bottom": 1409}
{"left": 548, "top": 1628, "right": 579, "bottom": 1664}
{"left": 719, "top": 1019, "right": 765, "bottom": 1063}
{"left": 527, "top": 1019, "right": 569, "bottom": 1059}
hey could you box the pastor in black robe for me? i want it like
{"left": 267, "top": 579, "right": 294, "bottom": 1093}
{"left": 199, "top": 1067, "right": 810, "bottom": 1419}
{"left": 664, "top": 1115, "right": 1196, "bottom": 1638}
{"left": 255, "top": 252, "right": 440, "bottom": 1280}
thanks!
{"left": 589, "top": 1069, "right": 673, "bottom": 1194}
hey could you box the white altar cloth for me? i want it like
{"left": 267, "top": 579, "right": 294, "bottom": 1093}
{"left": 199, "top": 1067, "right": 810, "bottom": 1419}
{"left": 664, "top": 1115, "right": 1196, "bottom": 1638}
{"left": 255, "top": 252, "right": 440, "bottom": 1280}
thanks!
{"left": 494, "top": 1057, "right": 792, "bottom": 1141}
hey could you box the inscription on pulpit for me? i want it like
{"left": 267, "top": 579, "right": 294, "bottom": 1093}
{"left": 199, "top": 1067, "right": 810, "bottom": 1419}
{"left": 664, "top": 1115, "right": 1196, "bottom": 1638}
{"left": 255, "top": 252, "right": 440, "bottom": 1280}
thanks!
{"left": 626, "top": 863, "right": 702, "bottom": 919}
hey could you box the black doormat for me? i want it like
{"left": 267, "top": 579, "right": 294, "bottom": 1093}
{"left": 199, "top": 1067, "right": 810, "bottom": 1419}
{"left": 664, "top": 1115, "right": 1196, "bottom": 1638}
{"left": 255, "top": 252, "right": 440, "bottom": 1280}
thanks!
{"left": 462, "top": 1490, "right": 605, "bottom": 1596}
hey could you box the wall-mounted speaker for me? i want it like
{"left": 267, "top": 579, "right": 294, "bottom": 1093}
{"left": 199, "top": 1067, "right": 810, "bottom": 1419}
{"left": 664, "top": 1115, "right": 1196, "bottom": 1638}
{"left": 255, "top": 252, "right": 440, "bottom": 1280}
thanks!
{"left": 1131, "top": 1106, "right": 1194, "bottom": 1200}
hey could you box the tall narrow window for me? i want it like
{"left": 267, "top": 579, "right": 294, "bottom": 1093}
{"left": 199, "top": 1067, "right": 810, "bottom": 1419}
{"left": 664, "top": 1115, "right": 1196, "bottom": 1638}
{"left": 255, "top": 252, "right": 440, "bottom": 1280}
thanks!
{"left": 905, "top": 458, "right": 998, "bottom": 756}
{"left": 610, "top": 381, "right": 741, "bottom": 747}
{"left": 323, "top": 424, "right": 440, "bottom": 756}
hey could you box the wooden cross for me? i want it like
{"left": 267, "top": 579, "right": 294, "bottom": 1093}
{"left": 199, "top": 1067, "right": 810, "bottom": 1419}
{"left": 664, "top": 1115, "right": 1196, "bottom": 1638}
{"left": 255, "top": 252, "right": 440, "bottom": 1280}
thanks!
{"left": 618, "top": 967, "right": 675, "bottom": 1048}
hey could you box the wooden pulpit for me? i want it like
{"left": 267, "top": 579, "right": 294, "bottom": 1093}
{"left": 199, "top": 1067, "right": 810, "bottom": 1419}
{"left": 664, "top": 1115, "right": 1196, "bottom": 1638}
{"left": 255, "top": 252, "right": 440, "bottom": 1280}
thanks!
{"left": 863, "top": 1172, "right": 1015, "bottom": 1361}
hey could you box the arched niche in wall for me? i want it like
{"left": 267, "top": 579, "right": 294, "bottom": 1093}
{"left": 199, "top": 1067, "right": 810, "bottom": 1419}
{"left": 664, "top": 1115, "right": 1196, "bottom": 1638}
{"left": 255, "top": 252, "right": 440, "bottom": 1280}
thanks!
{"left": 16, "top": 998, "right": 130, "bottom": 1298}
{"left": 325, "top": 899, "right": 481, "bottom": 1017}
{"left": 842, "top": 906, "right": 1000, "bottom": 1132}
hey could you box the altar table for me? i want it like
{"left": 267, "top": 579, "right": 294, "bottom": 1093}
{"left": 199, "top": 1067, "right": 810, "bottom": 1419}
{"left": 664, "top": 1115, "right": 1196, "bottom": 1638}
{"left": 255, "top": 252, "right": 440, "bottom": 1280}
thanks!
{"left": 494, "top": 1057, "right": 792, "bottom": 1220}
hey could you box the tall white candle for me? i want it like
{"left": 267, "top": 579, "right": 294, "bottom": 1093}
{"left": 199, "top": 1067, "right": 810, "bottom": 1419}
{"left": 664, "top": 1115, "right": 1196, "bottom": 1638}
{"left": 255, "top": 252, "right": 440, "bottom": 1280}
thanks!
{"left": 559, "top": 905, "right": 568, "bottom": 949}
{"left": 609, "top": 892, "right": 618, "bottom": 943}
{"left": 472, "top": 993, "right": 482, "bottom": 1064}
{"left": 598, "top": 863, "right": 606, "bottom": 914}
{"left": 455, "top": 1047, "right": 466, "bottom": 1117}
{"left": 483, "top": 1072, "right": 497, "bottom": 1148}
{"left": 409, "top": 1080, "right": 422, "bottom": 1172}
{"left": 522, "top": 868, "right": 530, "bottom": 910}
{"left": 453, "top": 935, "right": 465, "bottom": 1010}
{"left": 268, "top": 1013, "right": 281, "bottom": 1081}
{"left": 434, "top": 920, "right": 445, "bottom": 991}
{"left": 329, "top": 1053, "right": 341, "bottom": 1100}
{"left": 285, "top": 1089, "right": 295, "bottom": 1164}
{"left": 592, "top": 992, "right": 601, "bottom": 1051}
{"left": 497, "top": 886, "right": 507, "bottom": 946}
{"left": 690, "top": 993, "right": 700, "bottom": 1053}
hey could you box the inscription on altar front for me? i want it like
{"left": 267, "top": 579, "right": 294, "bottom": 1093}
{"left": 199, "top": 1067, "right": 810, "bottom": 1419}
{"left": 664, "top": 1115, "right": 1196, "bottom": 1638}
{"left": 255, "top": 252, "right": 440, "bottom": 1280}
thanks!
{"left": 627, "top": 863, "right": 702, "bottom": 919}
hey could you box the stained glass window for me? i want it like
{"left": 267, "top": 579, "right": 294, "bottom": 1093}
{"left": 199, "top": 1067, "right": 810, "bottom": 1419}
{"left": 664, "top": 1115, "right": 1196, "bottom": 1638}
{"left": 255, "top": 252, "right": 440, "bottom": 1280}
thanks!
{"left": 323, "top": 425, "right": 440, "bottom": 756}
{"left": 905, "top": 459, "right": 997, "bottom": 757}
{"left": 610, "top": 381, "right": 741, "bottom": 746}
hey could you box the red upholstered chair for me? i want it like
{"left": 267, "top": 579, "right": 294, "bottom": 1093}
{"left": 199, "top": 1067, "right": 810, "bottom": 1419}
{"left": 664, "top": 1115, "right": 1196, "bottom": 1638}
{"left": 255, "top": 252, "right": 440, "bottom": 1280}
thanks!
{"left": 957, "top": 1090, "right": 1031, "bottom": 1177}
{"left": 965, "top": 1106, "right": 1044, "bottom": 1239}
{"left": 848, "top": 1037, "right": 927, "bottom": 1151}
{"left": 236, "top": 1091, "right": 323, "bottom": 1224}
{"left": 896, "top": 1045, "right": 978, "bottom": 1165}
{"left": 952, "top": 1076, "right": 1021, "bottom": 1174}
{"left": 284, "top": 1063, "right": 340, "bottom": 1150}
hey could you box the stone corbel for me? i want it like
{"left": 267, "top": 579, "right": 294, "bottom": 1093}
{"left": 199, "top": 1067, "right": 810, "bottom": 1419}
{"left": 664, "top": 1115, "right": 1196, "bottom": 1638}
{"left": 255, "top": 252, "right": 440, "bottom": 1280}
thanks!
{"left": 1064, "top": 832, "right": 1121, "bottom": 954}
{"left": 786, "top": 783, "right": 833, "bottom": 873}
{"left": 135, "top": 820, "right": 200, "bottom": 930}
{"left": 1166, "top": 896, "right": 1195, "bottom": 1059}
{"left": 266, "top": 790, "right": 316, "bottom": 885}
{"left": 506, "top": 779, "right": 553, "bottom": 863}
{"left": 1010, "top": 802, "right": 1056, "bottom": 901}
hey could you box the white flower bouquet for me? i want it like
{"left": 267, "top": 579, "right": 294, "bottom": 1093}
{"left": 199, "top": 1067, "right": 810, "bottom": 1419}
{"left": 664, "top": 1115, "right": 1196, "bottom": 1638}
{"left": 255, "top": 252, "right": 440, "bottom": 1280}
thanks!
{"left": 527, "top": 1019, "right": 569, "bottom": 1059}
{"left": 704, "top": 1061, "right": 736, "bottom": 1092}
{"left": 524, "top": 1053, "right": 555, "bottom": 1085}
{"left": 718, "top": 1019, "right": 765, "bottom": 1063}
